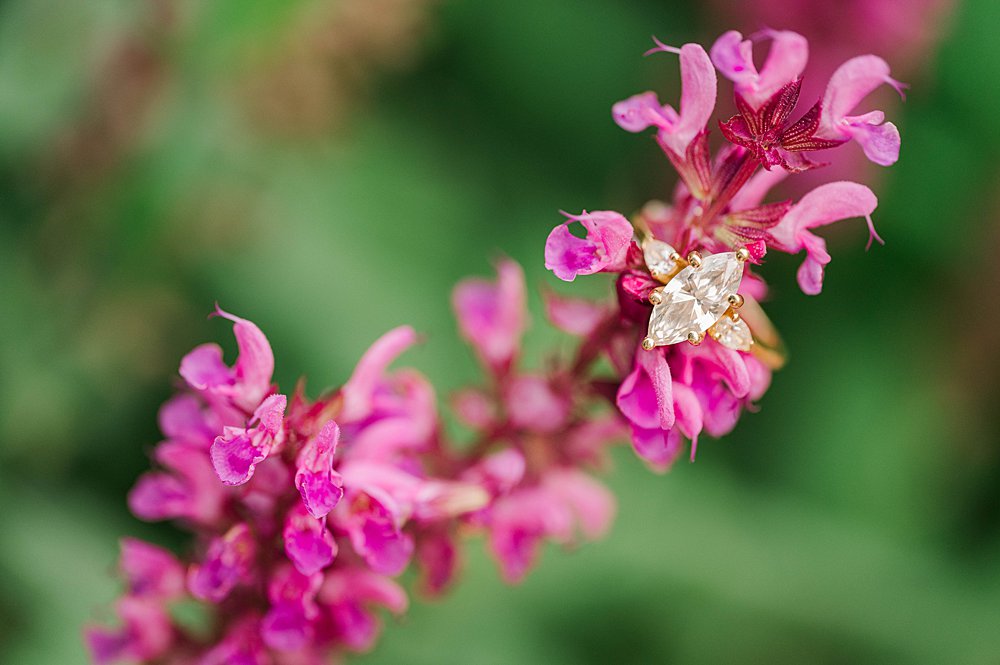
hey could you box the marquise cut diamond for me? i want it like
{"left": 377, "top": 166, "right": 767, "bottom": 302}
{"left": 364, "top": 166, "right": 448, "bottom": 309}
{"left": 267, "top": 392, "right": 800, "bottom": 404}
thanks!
{"left": 646, "top": 252, "right": 743, "bottom": 346}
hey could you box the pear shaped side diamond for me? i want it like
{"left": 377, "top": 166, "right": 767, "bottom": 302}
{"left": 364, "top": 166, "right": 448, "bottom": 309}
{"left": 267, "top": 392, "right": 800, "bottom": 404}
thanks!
{"left": 711, "top": 316, "right": 753, "bottom": 351}
{"left": 642, "top": 239, "right": 679, "bottom": 280}
{"left": 645, "top": 252, "right": 744, "bottom": 347}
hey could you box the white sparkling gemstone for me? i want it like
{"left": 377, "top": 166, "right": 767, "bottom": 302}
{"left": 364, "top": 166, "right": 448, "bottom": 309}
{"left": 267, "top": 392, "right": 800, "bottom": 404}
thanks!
{"left": 643, "top": 238, "right": 679, "bottom": 279}
{"left": 711, "top": 316, "right": 753, "bottom": 351}
{"left": 646, "top": 252, "right": 743, "bottom": 346}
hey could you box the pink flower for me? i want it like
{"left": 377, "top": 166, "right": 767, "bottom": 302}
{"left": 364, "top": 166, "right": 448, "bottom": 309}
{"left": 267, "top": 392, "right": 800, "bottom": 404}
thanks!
{"left": 817, "top": 55, "right": 905, "bottom": 165}
{"left": 613, "top": 40, "right": 717, "bottom": 156}
{"left": 179, "top": 306, "right": 275, "bottom": 413}
{"left": 295, "top": 420, "right": 344, "bottom": 519}
{"left": 339, "top": 325, "right": 418, "bottom": 423}
{"left": 187, "top": 523, "right": 257, "bottom": 602}
{"left": 769, "top": 181, "right": 880, "bottom": 294}
{"left": 542, "top": 290, "right": 609, "bottom": 337}
{"left": 453, "top": 258, "right": 527, "bottom": 373}
{"left": 504, "top": 374, "right": 570, "bottom": 433}
{"left": 711, "top": 30, "right": 808, "bottom": 110}
{"left": 261, "top": 565, "right": 322, "bottom": 652}
{"left": 415, "top": 529, "right": 459, "bottom": 595}
{"left": 486, "top": 469, "right": 615, "bottom": 583}
{"left": 616, "top": 347, "right": 678, "bottom": 466}
{"left": 319, "top": 569, "right": 408, "bottom": 652}
{"left": 544, "top": 210, "right": 634, "bottom": 282}
{"left": 84, "top": 597, "right": 173, "bottom": 665}
{"left": 118, "top": 538, "right": 185, "bottom": 599}
{"left": 210, "top": 393, "right": 287, "bottom": 485}
{"left": 283, "top": 503, "right": 338, "bottom": 576}
{"left": 128, "top": 440, "right": 226, "bottom": 525}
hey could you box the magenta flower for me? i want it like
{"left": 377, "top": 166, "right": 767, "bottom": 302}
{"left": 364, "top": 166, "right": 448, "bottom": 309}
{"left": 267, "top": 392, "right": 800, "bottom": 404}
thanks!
{"left": 453, "top": 257, "right": 527, "bottom": 373}
{"left": 180, "top": 306, "right": 275, "bottom": 413}
{"left": 210, "top": 393, "right": 287, "bottom": 485}
{"left": 544, "top": 210, "right": 634, "bottom": 281}
{"left": 187, "top": 522, "right": 257, "bottom": 602}
{"left": 769, "top": 181, "right": 880, "bottom": 294}
{"left": 283, "top": 503, "right": 338, "bottom": 576}
{"left": 612, "top": 40, "right": 717, "bottom": 156}
{"left": 295, "top": 420, "right": 345, "bottom": 519}
{"left": 817, "top": 55, "right": 904, "bottom": 165}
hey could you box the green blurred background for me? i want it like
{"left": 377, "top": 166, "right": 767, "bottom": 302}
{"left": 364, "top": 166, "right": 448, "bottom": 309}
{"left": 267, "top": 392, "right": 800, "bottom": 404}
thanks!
{"left": 2, "top": 0, "right": 999, "bottom": 663}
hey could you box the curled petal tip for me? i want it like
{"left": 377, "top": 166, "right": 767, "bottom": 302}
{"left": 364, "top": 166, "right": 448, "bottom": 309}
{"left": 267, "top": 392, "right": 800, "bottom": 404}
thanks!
{"left": 644, "top": 35, "right": 681, "bottom": 57}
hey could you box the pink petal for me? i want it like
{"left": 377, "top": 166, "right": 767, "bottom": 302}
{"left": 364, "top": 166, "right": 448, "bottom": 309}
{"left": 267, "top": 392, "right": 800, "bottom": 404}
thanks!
{"left": 820, "top": 55, "right": 904, "bottom": 131}
{"left": 119, "top": 538, "right": 185, "bottom": 599}
{"left": 157, "top": 394, "right": 216, "bottom": 444}
{"left": 543, "top": 469, "right": 615, "bottom": 539}
{"left": 544, "top": 210, "right": 633, "bottom": 282}
{"left": 616, "top": 347, "right": 674, "bottom": 431}
{"left": 462, "top": 447, "right": 526, "bottom": 495}
{"left": 450, "top": 388, "right": 497, "bottom": 430}
{"left": 770, "top": 181, "right": 879, "bottom": 250}
{"left": 612, "top": 91, "right": 674, "bottom": 133}
{"left": 284, "top": 504, "right": 338, "bottom": 576}
{"left": 711, "top": 30, "right": 807, "bottom": 110}
{"left": 797, "top": 234, "right": 831, "bottom": 296}
{"left": 672, "top": 382, "right": 704, "bottom": 459}
{"left": 843, "top": 119, "right": 901, "bottom": 166}
{"left": 179, "top": 344, "right": 231, "bottom": 392}
{"left": 295, "top": 421, "right": 344, "bottom": 519}
{"left": 211, "top": 428, "right": 266, "bottom": 486}
{"left": 340, "top": 326, "right": 418, "bottom": 422}
{"left": 504, "top": 374, "right": 570, "bottom": 433}
{"left": 453, "top": 258, "right": 527, "bottom": 372}
{"left": 660, "top": 43, "right": 718, "bottom": 155}
{"left": 542, "top": 290, "right": 608, "bottom": 337}
{"left": 755, "top": 30, "right": 809, "bottom": 106}
{"left": 187, "top": 523, "right": 256, "bottom": 602}
{"left": 628, "top": 425, "right": 684, "bottom": 469}
{"left": 213, "top": 306, "right": 275, "bottom": 409}
{"left": 710, "top": 30, "right": 757, "bottom": 86}
{"left": 416, "top": 530, "right": 458, "bottom": 596}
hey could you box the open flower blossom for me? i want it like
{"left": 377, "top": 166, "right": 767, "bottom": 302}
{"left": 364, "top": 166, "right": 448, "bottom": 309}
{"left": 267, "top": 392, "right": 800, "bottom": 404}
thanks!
{"left": 88, "top": 28, "right": 898, "bottom": 664}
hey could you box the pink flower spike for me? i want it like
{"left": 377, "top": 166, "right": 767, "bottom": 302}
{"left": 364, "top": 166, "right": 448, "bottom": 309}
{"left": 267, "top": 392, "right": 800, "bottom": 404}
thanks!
{"left": 295, "top": 420, "right": 345, "bottom": 519}
{"left": 187, "top": 523, "right": 256, "bottom": 602}
{"left": 769, "top": 182, "right": 879, "bottom": 295}
{"left": 453, "top": 258, "right": 528, "bottom": 373}
{"left": 544, "top": 210, "right": 634, "bottom": 282}
{"left": 819, "top": 55, "right": 905, "bottom": 166}
{"left": 711, "top": 30, "right": 809, "bottom": 110}
{"left": 284, "top": 503, "right": 338, "bottom": 575}
{"left": 340, "top": 326, "right": 418, "bottom": 422}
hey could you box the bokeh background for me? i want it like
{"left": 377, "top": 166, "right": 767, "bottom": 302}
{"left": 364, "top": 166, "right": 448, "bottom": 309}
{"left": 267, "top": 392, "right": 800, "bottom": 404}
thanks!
{"left": 2, "top": 0, "right": 999, "bottom": 663}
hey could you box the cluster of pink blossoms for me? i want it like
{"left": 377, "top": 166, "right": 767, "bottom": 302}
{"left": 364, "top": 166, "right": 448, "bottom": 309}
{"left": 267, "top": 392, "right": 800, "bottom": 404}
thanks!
{"left": 87, "top": 29, "right": 899, "bottom": 664}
